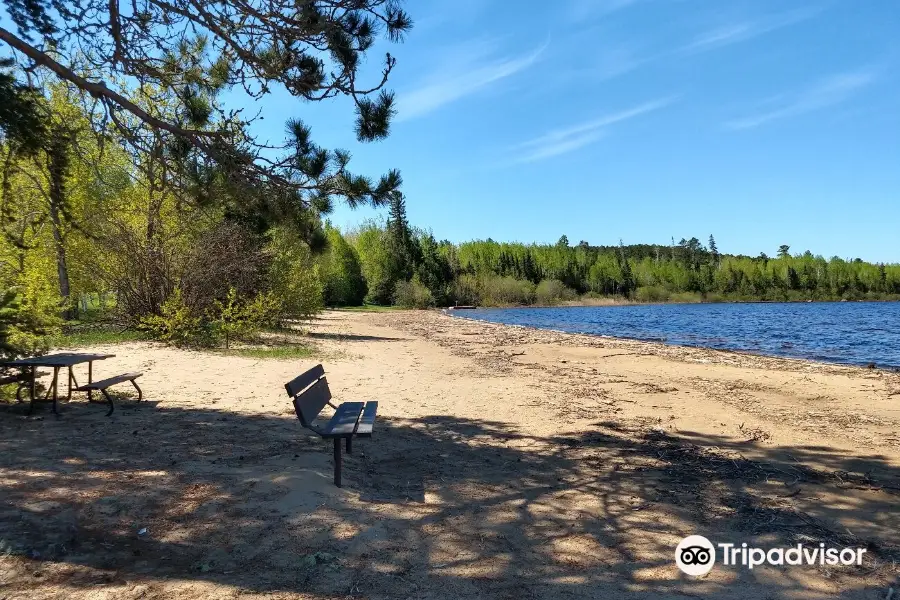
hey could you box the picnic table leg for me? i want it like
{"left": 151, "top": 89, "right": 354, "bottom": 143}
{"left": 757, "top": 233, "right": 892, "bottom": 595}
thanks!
{"left": 27, "top": 367, "right": 36, "bottom": 414}
{"left": 333, "top": 438, "right": 342, "bottom": 487}
{"left": 49, "top": 367, "right": 60, "bottom": 414}
{"left": 87, "top": 361, "right": 93, "bottom": 402}
{"left": 100, "top": 389, "right": 114, "bottom": 416}
{"left": 67, "top": 366, "right": 73, "bottom": 401}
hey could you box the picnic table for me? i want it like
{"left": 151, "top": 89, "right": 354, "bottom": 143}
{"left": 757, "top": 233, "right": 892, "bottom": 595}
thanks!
{"left": 1, "top": 352, "right": 114, "bottom": 415}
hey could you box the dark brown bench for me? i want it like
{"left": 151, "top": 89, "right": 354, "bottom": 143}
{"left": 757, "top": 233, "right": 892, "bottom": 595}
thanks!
{"left": 75, "top": 372, "right": 143, "bottom": 416}
{"left": 285, "top": 364, "right": 377, "bottom": 487}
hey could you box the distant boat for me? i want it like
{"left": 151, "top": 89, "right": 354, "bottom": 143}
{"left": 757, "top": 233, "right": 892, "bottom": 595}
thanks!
{"left": 447, "top": 305, "right": 477, "bottom": 310}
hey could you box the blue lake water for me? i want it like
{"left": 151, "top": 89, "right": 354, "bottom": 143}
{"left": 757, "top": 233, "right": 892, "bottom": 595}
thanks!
{"left": 451, "top": 302, "right": 900, "bottom": 368}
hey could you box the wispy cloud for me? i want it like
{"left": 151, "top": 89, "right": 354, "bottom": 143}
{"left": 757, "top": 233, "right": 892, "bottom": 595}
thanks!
{"left": 726, "top": 68, "right": 878, "bottom": 130}
{"left": 556, "top": 40, "right": 650, "bottom": 83}
{"left": 395, "top": 39, "right": 549, "bottom": 121}
{"left": 511, "top": 96, "right": 677, "bottom": 163}
{"left": 682, "top": 8, "right": 820, "bottom": 54}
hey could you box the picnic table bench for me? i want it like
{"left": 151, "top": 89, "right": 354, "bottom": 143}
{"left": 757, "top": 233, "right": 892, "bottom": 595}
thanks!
{"left": 74, "top": 372, "right": 143, "bottom": 416}
{"left": 0, "top": 353, "right": 142, "bottom": 416}
{"left": 285, "top": 364, "right": 378, "bottom": 487}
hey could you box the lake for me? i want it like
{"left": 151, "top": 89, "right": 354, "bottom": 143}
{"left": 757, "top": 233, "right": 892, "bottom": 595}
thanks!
{"left": 450, "top": 302, "right": 900, "bottom": 368}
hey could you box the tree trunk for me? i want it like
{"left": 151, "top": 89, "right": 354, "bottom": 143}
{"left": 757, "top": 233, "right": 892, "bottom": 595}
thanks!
{"left": 47, "top": 128, "right": 73, "bottom": 320}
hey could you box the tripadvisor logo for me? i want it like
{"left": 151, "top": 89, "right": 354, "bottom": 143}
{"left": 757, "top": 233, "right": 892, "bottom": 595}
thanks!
{"left": 675, "top": 535, "right": 867, "bottom": 576}
{"left": 676, "top": 535, "right": 716, "bottom": 576}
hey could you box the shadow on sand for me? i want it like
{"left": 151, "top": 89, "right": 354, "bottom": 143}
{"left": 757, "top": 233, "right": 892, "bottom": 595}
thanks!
{"left": 0, "top": 398, "right": 898, "bottom": 599}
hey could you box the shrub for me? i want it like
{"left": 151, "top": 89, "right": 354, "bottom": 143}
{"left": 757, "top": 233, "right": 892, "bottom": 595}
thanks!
{"left": 535, "top": 279, "right": 577, "bottom": 305}
{"left": 139, "top": 288, "right": 210, "bottom": 346}
{"left": 243, "top": 290, "right": 283, "bottom": 328}
{"left": 208, "top": 288, "right": 279, "bottom": 349}
{"left": 634, "top": 285, "right": 671, "bottom": 303}
{"left": 142, "top": 287, "right": 285, "bottom": 348}
{"left": 393, "top": 277, "right": 434, "bottom": 309}
{"left": 479, "top": 275, "right": 535, "bottom": 306}
{"left": 668, "top": 291, "right": 703, "bottom": 303}
{"left": 452, "top": 274, "right": 480, "bottom": 306}
{"left": 107, "top": 220, "right": 267, "bottom": 322}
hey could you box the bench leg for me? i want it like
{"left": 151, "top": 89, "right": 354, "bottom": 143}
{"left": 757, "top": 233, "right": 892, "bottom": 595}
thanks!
{"left": 101, "top": 389, "right": 114, "bottom": 417}
{"left": 346, "top": 436, "right": 352, "bottom": 454}
{"left": 333, "top": 438, "right": 342, "bottom": 487}
{"left": 130, "top": 379, "right": 143, "bottom": 402}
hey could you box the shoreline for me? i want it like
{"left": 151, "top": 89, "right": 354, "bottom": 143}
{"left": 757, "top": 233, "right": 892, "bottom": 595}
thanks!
{"left": 443, "top": 306, "right": 899, "bottom": 371}
{"left": 451, "top": 297, "right": 900, "bottom": 309}
{"left": 378, "top": 307, "right": 900, "bottom": 459}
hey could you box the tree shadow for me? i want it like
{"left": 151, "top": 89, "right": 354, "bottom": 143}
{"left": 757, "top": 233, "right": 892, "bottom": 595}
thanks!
{"left": 304, "top": 332, "right": 405, "bottom": 342}
{"left": 0, "top": 400, "right": 897, "bottom": 599}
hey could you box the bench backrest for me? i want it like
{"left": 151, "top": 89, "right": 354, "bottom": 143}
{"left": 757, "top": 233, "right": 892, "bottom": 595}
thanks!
{"left": 285, "top": 364, "right": 331, "bottom": 427}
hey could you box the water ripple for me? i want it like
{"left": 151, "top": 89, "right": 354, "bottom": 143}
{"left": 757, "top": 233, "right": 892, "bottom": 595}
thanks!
{"left": 453, "top": 302, "right": 900, "bottom": 368}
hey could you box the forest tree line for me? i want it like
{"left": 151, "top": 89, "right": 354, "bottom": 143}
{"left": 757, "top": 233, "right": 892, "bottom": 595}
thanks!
{"left": 326, "top": 210, "right": 900, "bottom": 308}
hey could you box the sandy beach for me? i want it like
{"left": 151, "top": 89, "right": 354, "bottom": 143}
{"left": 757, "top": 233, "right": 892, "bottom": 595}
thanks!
{"left": 1, "top": 309, "right": 898, "bottom": 599}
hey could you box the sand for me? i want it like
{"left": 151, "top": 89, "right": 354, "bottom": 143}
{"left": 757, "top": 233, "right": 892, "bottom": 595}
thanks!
{"left": 1, "top": 309, "right": 898, "bottom": 599}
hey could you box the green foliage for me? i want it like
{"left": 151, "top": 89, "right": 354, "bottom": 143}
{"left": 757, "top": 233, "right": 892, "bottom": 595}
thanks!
{"left": 141, "top": 286, "right": 284, "bottom": 349}
{"left": 535, "top": 279, "right": 578, "bottom": 305}
{"left": 320, "top": 225, "right": 366, "bottom": 306}
{"left": 453, "top": 274, "right": 481, "bottom": 306}
{"left": 385, "top": 192, "right": 416, "bottom": 283}
{"left": 209, "top": 288, "right": 257, "bottom": 350}
{"left": 634, "top": 285, "right": 671, "bottom": 303}
{"left": 414, "top": 230, "right": 453, "bottom": 305}
{"left": 478, "top": 275, "right": 536, "bottom": 306}
{"left": 351, "top": 219, "right": 395, "bottom": 304}
{"left": 393, "top": 276, "right": 434, "bottom": 309}
{"left": 0, "top": 59, "right": 47, "bottom": 154}
{"left": 140, "top": 288, "right": 209, "bottom": 347}
{"left": 267, "top": 227, "right": 324, "bottom": 322}
{"left": 49, "top": 328, "right": 146, "bottom": 347}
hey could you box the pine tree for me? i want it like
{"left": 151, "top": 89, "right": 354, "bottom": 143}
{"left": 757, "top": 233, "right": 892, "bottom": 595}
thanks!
{"left": 385, "top": 192, "right": 415, "bottom": 284}
{"left": 617, "top": 240, "right": 635, "bottom": 297}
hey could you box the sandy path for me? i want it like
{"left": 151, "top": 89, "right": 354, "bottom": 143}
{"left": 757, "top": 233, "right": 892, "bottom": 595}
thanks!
{"left": 0, "top": 310, "right": 898, "bottom": 599}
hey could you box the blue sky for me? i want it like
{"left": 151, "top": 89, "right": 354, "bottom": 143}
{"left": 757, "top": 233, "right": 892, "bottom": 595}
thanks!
{"left": 268, "top": 0, "right": 899, "bottom": 261}
{"left": 6, "top": 0, "right": 896, "bottom": 260}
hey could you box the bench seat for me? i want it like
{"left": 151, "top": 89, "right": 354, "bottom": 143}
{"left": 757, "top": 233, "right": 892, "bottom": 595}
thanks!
{"left": 75, "top": 372, "right": 143, "bottom": 416}
{"left": 74, "top": 372, "right": 143, "bottom": 391}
